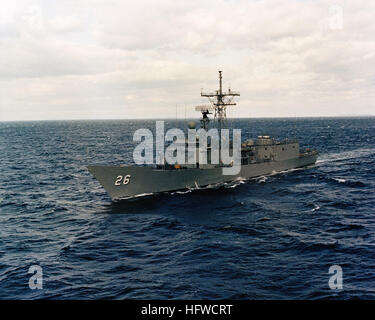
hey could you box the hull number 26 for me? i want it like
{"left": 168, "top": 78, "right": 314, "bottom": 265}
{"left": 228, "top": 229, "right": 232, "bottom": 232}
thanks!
{"left": 114, "top": 175, "right": 131, "bottom": 186}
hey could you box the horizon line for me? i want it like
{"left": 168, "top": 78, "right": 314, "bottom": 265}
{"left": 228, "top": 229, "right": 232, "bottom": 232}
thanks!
{"left": 0, "top": 114, "right": 374, "bottom": 122}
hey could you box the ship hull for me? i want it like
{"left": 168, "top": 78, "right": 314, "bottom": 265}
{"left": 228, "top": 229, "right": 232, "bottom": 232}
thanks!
{"left": 88, "top": 152, "right": 318, "bottom": 201}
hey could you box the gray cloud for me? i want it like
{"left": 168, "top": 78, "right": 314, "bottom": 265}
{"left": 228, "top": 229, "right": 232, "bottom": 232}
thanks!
{"left": 0, "top": 0, "right": 374, "bottom": 121}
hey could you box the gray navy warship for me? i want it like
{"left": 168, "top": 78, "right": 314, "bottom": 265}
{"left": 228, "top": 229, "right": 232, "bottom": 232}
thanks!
{"left": 88, "top": 71, "right": 318, "bottom": 201}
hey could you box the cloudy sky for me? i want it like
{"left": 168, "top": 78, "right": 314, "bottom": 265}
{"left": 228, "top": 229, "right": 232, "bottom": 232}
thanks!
{"left": 0, "top": 0, "right": 374, "bottom": 121}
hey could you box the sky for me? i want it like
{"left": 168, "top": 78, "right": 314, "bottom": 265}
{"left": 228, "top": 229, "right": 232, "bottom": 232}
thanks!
{"left": 0, "top": 0, "right": 374, "bottom": 121}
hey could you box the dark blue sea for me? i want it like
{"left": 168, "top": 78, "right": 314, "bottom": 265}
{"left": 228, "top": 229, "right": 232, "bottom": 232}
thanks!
{"left": 0, "top": 117, "right": 374, "bottom": 299}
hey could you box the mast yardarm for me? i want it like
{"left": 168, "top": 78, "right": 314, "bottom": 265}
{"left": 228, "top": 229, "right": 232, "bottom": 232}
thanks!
{"left": 195, "top": 71, "right": 240, "bottom": 130}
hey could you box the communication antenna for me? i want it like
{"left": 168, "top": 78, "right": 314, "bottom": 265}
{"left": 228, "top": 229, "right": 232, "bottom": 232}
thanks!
{"left": 197, "top": 71, "right": 240, "bottom": 132}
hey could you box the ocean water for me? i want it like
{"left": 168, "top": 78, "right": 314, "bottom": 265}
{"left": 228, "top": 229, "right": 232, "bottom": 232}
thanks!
{"left": 0, "top": 117, "right": 374, "bottom": 299}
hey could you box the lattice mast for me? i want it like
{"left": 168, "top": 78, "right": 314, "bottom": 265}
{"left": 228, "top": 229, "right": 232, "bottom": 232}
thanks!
{"left": 198, "top": 71, "right": 240, "bottom": 131}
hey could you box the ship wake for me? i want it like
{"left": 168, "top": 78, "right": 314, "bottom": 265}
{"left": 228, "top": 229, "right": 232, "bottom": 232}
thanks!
{"left": 317, "top": 147, "right": 375, "bottom": 165}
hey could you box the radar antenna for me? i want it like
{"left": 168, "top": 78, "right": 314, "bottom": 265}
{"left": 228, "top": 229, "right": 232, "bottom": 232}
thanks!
{"left": 196, "top": 71, "right": 240, "bottom": 131}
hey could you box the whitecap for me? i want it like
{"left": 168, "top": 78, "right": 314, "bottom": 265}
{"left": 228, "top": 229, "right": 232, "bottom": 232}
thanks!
{"left": 310, "top": 205, "right": 320, "bottom": 212}
{"left": 174, "top": 189, "right": 193, "bottom": 195}
{"left": 256, "top": 176, "right": 268, "bottom": 183}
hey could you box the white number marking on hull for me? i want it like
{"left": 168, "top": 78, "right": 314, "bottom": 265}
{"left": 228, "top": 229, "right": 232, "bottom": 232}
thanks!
{"left": 114, "top": 174, "right": 131, "bottom": 186}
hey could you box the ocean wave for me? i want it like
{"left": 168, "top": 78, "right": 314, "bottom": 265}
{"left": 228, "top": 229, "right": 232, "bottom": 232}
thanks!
{"left": 308, "top": 204, "right": 320, "bottom": 212}
{"left": 1, "top": 118, "right": 375, "bottom": 299}
{"left": 330, "top": 177, "right": 366, "bottom": 187}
